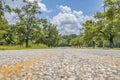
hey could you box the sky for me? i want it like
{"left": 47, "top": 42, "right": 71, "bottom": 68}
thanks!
{"left": 5, "top": 0, "right": 104, "bottom": 35}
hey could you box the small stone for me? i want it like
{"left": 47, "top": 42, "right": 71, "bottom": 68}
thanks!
{"left": 0, "top": 74, "right": 4, "bottom": 79}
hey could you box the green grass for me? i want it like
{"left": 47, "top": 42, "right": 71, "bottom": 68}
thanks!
{"left": 71, "top": 46, "right": 120, "bottom": 50}
{"left": 108, "top": 48, "right": 120, "bottom": 50}
{"left": 0, "top": 44, "right": 48, "bottom": 50}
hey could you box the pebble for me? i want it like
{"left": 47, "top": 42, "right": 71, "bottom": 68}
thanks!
{"left": 0, "top": 74, "right": 3, "bottom": 79}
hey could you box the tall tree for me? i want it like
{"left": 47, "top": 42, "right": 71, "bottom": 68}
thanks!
{"left": 83, "top": 20, "right": 99, "bottom": 48}
{"left": 93, "top": 0, "right": 120, "bottom": 48}
{"left": 46, "top": 24, "right": 60, "bottom": 47}
{"left": 13, "top": 0, "right": 41, "bottom": 48}
{"left": 0, "top": 0, "right": 14, "bottom": 45}
{"left": 104, "top": 0, "right": 120, "bottom": 47}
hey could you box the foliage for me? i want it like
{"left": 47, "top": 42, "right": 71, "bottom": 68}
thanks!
{"left": 0, "top": 0, "right": 120, "bottom": 49}
{"left": 70, "top": 36, "right": 84, "bottom": 48}
{"left": 0, "top": 0, "right": 60, "bottom": 49}
{"left": 82, "top": 0, "right": 120, "bottom": 48}
{"left": 13, "top": 0, "right": 41, "bottom": 48}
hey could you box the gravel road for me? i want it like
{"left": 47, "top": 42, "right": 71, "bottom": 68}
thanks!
{"left": 0, "top": 48, "right": 120, "bottom": 80}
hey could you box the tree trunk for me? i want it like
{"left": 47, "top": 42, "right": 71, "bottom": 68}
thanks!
{"left": 26, "top": 24, "right": 29, "bottom": 48}
{"left": 109, "top": 36, "right": 114, "bottom": 48}
{"left": 93, "top": 41, "right": 95, "bottom": 48}
{"left": 102, "top": 41, "right": 105, "bottom": 48}
{"left": 26, "top": 36, "right": 29, "bottom": 48}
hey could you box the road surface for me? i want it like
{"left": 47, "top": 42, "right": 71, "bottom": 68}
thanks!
{"left": 0, "top": 48, "right": 120, "bottom": 80}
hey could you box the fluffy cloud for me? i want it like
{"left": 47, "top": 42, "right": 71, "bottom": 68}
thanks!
{"left": 28, "top": 0, "right": 47, "bottom": 12}
{"left": 37, "top": 1, "right": 47, "bottom": 12}
{"left": 51, "top": 5, "right": 95, "bottom": 35}
{"left": 59, "top": 5, "right": 72, "bottom": 13}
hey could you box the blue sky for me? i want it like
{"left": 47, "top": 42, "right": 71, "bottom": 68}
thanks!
{"left": 41, "top": 0, "right": 104, "bottom": 18}
{"left": 6, "top": 0, "right": 104, "bottom": 35}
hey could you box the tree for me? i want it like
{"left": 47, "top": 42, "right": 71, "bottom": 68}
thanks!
{"left": 104, "top": 0, "right": 120, "bottom": 48}
{"left": 93, "top": 0, "right": 120, "bottom": 48}
{"left": 13, "top": 0, "right": 41, "bottom": 48}
{"left": 45, "top": 24, "right": 59, "bottom": 47}
{"left": 0, "top": 0, "right": 11, "bottom": 20}
{"left": 70, "top": 36, "right": 84, "bottom": 48}
{"left": 0, "top": 0, "right": 15, "bottom": 45}
{"left": 40, "top": 19, "right": 60, "bottom": 47}
{"left": 59, "top": 34, "right": 77, "bottom": 46}
{"left": 0, "top": 19, "right": 8, "bottom": 45}
{"left": 83, "top": 20, "right": 98, "bottom": 48}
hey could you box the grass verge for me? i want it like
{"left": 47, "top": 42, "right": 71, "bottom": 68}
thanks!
{"left": 0, "top": 44, "right": 48, "bottom": 50}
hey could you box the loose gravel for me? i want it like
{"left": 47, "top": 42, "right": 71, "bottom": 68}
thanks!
{"left": 0, "top": 48, "right": 120, "bottom": 80}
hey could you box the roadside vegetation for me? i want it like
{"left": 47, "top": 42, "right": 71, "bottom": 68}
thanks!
{"left": 0, "top": 0, "right": 120, "bottom": 50}
{"left": 0, "top": 44, "right": 48, "bottom": 50}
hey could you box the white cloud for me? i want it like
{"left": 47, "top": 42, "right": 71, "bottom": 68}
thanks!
{"left": 28, "top": 0, "right": 48, "bottom": 12}
{"left": 59, "top": 5, "right": 72, "bottom": 13}
{"left": 37, "top": 1, "right": 47, "bottom": 12}
{"left": 51, "top": 5, "right": 95, "bottom": 35}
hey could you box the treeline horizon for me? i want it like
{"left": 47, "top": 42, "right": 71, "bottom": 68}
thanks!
{"left": 0, "top": 0, "right": 120, "bottom": 48}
